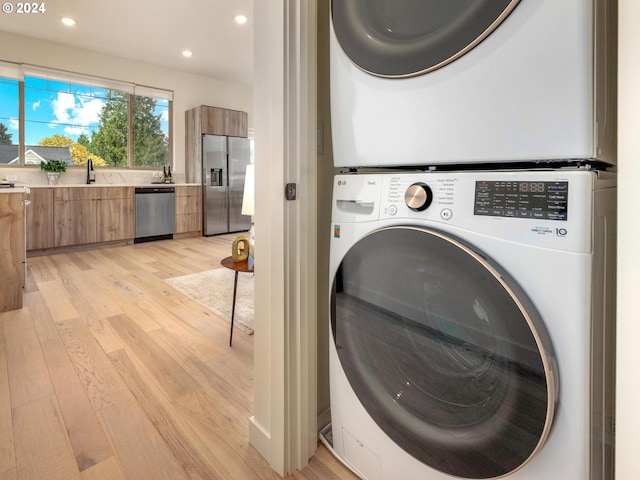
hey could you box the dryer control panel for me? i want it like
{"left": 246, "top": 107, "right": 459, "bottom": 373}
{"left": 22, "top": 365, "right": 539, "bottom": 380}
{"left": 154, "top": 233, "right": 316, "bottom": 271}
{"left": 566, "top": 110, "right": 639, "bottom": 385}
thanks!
{"left": 473, "top": 180, "right": 569, "bottom": 221}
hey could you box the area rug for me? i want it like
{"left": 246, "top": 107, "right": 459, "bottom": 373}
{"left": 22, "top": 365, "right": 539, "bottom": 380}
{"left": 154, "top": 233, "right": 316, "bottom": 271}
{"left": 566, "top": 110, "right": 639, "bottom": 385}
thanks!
{"left": 164, "top": 268, "right": 254, "bottom": 334}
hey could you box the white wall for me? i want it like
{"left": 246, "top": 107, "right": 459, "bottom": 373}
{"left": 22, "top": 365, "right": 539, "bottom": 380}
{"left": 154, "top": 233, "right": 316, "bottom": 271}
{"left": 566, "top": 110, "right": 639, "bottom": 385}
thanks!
{"left": 0, "top": 30, "right": 252, "bottom": 182}
{"left": 616, "top": 0, "right": 640, "bottom": 476}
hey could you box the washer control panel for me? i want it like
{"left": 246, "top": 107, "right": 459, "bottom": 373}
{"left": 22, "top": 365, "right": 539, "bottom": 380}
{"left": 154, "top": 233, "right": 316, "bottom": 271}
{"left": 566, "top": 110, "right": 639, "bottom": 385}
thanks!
{"left": 474, "top": 181, "right": 569, "bottom": 221}
{"left": 334, "top": 172, "right": 599, "bottom": 254}
{"left": 385, "top": 175, "right": 456, "bottom": 221}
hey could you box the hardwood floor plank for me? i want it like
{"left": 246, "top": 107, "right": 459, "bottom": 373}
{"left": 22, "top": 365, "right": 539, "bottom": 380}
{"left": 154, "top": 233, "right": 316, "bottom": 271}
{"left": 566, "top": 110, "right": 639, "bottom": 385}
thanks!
{"left": 81, "top": 270, "right": 161, "bottom": 333}
{"left": 54, "top": 317, "right": 128, "bottom": 412}
{"left": 148, "top": 319, "right": 227, "bottom": 368}
{"left": 108, "top": 349, "right": 235, "bottom": 479}
{"left": 36, "top": 279, "right": 80, "bottom": 323}
{"left": 12, "top": 394, "right": 80, "bottom": 480}
{"left": 0, "top": 468, "right": 17, "bottom": 480}
{"left": 23, "top": 291, "right": 61, "bottom": 344}
{"left": 97, "top": 397, "right": 189, "bottom": 480}
{"left": 26, "top": 254, "right": 58, "bottom": 285}
{"left": 167, "top": 301, "right": 249, "bottom": 353}
{"left": 63, "top": 299, "right": 126, "bottom": 355}
{"left": 173, "top": 388, "right": 281, "bottom": 480}
{"left": 65, "top": 252, "right": 94, "bottom": 272}
{"left": 40, "top": 336, "right": 113, "bottom": 472}
{"left": 107, "top": 314, "right": 200, "bottom": 399}
{"left": 87, "top": 268, "right": 150, "bottom": 309}
{"left": 3, "top": 308, "right": 55, "bottom": 406}
{"left": 0, "top": 322, "right": 15, "bottom": 476}
{"left": 187, "top": 353, "right": 254, "bottom": 419}
{"left": 80, "top": 457, "right": 125, "bottom": 480}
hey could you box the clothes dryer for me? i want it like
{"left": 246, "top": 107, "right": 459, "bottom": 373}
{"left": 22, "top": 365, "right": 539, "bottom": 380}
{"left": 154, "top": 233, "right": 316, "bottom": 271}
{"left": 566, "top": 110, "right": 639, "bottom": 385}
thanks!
{"left": 327, "top": 170, "right": 615, "bottom": 479}
{"left": 330, "top": 0, "right": 617, "bottom": 168}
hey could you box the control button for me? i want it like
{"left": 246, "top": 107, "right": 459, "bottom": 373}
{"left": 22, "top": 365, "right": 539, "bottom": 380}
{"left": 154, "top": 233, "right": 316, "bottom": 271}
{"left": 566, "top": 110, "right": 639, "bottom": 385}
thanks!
{"left": 440, "top": 208, "right": 453, "bottom": 220}
{"left": 405, "top": 182, "right": 433, "bottom": 211}
{"left": 388, "top": 205, "right": 398, "bottom": 215}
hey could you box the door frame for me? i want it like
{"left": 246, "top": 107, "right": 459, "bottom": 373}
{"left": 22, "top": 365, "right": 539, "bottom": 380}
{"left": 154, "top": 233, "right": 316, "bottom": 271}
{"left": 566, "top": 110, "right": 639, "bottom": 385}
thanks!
{"left": 250, "top": 0, "right": 318, "bottom": 475}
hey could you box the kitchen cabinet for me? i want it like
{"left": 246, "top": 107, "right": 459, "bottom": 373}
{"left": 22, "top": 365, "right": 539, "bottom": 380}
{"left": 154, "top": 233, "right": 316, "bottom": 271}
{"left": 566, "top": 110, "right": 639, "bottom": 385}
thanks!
{"left": 185, "top": 105, "right": 248, "bottom": 183}
{"left": 26, "top": 187, "right": 55, "bottom": 250}
{"left": 199, "top": 106, "right": 247, "bottom": 137}
{"left": 96, "top": 187, "right": 135, "bottom": 242}
{"left": 0, "top": 190, "right": 26, "bottom": 312}
{"left": 175, "top": 185, "right": 202, "bottom": 234}
{"left": 54, "top": 187, "right": 134, "bottom": 247}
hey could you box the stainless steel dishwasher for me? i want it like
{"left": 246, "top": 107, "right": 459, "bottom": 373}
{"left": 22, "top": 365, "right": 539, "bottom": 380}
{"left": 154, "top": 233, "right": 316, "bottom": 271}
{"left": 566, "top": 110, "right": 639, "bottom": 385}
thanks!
{"left": 134, "top": 186, "right": 175, "bottom": 243}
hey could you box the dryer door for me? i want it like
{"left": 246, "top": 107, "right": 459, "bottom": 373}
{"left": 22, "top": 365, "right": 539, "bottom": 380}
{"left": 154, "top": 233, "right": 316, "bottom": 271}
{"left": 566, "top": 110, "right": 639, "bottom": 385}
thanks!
{"left": 331, "top": 226, "right": 557, "bottom": 479}
{"left": 331, "top": 0, "right": 521, "bottom": 77}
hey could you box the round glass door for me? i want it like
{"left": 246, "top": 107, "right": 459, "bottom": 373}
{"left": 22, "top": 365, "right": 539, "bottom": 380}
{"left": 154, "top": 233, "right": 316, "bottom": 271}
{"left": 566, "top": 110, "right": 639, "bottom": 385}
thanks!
{"left": 331, "top": 0, "right": 521, "bottom": 77}
{"left": 331, "top": 227, "right": 557, "bottom": 479}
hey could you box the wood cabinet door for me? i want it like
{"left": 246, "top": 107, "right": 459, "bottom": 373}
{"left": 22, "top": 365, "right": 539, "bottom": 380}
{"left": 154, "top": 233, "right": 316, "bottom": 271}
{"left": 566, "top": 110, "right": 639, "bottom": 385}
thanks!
{"left": 200, "top": 106, "right": 227, "bottom": 135}
{"left": 27, "top": 188, "right": 55, "bottom": 250}
{"left": 54, "top": 198, "right": 96, "bottom": 247}
{"left": 96, "top": 197, "right": 134, "bottom": 242}
{"left": 226, "top": 109, "right": 248, "bottom": 138}
{"left": 0, "top": 192, "right": 25, "bottom": 312}
{"left": 96, "top": 187, "right": 134, "bottom": 242}
{"left": 200, "top": 106, "right": 248, "bottom": 137}
{"left": 175, "top": 185, "right": 202, "bottom": 234}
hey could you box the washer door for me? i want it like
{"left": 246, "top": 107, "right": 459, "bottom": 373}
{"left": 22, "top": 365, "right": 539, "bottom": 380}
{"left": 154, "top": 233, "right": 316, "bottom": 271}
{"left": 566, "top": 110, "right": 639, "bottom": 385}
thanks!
{"left": 331, "top": 227, "right": 557, "bottom": 479}
{"left": 331, "top": 0, "right": 521, "bottom": 77}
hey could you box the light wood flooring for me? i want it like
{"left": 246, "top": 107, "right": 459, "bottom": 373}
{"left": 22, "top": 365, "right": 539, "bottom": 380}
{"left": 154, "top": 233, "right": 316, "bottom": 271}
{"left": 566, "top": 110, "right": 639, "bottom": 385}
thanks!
{"left": 0, "top": 235, "right": 357, "bottom": 480}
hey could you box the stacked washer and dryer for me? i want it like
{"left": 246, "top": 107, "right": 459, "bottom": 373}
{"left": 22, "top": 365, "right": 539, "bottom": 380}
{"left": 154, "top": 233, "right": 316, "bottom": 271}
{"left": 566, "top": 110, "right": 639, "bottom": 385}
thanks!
{"left": 325, "top": 1, "right": 617, "bottom": 480}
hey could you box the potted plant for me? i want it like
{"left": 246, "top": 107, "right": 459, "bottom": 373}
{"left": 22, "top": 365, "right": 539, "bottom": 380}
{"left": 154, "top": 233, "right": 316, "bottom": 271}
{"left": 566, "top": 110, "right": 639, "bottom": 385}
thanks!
{"left": 40, "top": 159, "right": 67, "bottom": 185}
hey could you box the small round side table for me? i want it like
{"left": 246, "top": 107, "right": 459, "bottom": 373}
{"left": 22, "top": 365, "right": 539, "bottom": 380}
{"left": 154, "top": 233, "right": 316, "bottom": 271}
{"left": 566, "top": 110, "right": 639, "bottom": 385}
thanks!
{"left": 220, "top": 256, "right": 254, "bottom": 346}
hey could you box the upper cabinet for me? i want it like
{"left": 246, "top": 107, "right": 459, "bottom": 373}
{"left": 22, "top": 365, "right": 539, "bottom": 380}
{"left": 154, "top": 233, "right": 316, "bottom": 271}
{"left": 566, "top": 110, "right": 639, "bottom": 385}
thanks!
{"left": 185, "top": 106, "right": 248, "bottom": 183}
{"left": 199, "top": 106, "right": 248, "bottom": 137}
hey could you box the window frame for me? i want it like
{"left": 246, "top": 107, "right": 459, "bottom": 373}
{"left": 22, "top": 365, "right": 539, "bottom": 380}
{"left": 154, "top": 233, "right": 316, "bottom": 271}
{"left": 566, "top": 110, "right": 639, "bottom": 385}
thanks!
{"left": 0, "top": 62, "right": 173, "bottom": 169}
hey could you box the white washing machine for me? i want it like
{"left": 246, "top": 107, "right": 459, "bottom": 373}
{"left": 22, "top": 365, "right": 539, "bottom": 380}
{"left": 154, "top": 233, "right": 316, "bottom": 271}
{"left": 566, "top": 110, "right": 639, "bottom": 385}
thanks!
{"left": 330, "top": 0, "right": 617, "bottom": 168}
{"left": 327, "top": 170, "right": 616, "bottom": 479}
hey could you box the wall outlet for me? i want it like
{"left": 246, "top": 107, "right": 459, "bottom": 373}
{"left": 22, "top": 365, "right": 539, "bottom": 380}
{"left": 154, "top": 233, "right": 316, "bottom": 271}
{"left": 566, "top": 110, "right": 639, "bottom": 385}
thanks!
{"left": 5, "top": 175, "right": 17, "bottom": 181}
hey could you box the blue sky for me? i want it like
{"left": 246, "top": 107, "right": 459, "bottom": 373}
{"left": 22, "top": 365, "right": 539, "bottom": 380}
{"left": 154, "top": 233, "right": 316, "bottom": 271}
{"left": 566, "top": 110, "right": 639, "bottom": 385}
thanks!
{"left": 0, "top": 76, "right": 169, "bottom": 146}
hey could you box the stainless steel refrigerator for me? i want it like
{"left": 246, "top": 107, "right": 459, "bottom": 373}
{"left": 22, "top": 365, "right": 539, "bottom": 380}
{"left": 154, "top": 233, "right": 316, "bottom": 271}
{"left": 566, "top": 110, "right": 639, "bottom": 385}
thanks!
{"left": 202, "top": 134, "right": 251, "bottom": 235}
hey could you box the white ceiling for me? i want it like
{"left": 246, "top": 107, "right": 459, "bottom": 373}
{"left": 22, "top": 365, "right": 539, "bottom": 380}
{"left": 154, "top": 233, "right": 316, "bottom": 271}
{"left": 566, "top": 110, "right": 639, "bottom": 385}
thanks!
{"left": 0, "top": 0, "right": 254, "bottom": 86}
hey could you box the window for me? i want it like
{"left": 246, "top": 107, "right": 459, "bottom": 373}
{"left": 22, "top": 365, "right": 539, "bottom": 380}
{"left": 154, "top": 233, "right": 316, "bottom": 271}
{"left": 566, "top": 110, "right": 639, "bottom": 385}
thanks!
{"left": 0, "top": 64, "right": 172, "bottom": 169}
{"left": 0, "top": 77, "right": 19, "bottom": 165}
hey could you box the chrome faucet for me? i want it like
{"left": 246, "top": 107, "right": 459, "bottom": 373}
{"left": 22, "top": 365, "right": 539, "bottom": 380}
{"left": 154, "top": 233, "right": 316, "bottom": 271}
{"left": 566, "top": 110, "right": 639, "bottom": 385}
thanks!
{"left": 86, "top": 158, "right": 95, "bottom": 184}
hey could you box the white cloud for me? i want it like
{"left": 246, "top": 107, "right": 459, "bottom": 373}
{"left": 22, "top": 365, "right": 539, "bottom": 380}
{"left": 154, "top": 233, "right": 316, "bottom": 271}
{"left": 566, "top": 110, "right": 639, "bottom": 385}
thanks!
{"left": 64, "top": 126, "right": 90, "bottom": 136}
{"left": 51, "top": 92, "right": 104, "bottom": 129}
{"left": 32, "top": 100, "right": 40, "bottom": 110}
{"left": 51, "top": 92, "right": 75, "bottom": 123}
{"left": 9, "top": 119, "right": 18, "bottom": 130}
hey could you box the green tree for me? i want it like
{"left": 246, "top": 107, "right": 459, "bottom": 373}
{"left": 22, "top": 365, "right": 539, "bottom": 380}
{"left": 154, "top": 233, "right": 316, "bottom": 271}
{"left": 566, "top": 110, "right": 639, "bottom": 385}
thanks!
{"left": 132, "top": 96, "right": 168, "bottom": 168}
{"left": 0, "top": 122, "right": 13, "bottom": 145}
{"left": 88, "top": 91, "right": 168, "bottom": 168}
{"left": 88, "top": 90, "right": 128, "bottom": 167}
{"left": 77, "top": 133, "right": 90, "bottom": 148}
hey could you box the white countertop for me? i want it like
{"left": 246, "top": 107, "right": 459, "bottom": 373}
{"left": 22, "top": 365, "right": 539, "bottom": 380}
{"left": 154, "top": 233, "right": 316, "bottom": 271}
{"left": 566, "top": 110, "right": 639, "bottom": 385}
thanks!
{"left": 0, "top": 186, "right": 28, "bottom": 194}
{"left": 28, "top": 183, "right": 199, "bottom": 188}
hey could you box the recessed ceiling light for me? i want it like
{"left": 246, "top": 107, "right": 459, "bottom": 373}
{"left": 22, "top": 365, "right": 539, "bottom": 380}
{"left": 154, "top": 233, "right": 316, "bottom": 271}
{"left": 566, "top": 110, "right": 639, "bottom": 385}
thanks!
{"left": 61, "top": 17, "right": 76, "bottom": 27}
{"left": 235, "top": 15, "right": 248, "bottom": 25}
{"left": 182, "top": 50, "right": 193, "bottom": 58}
